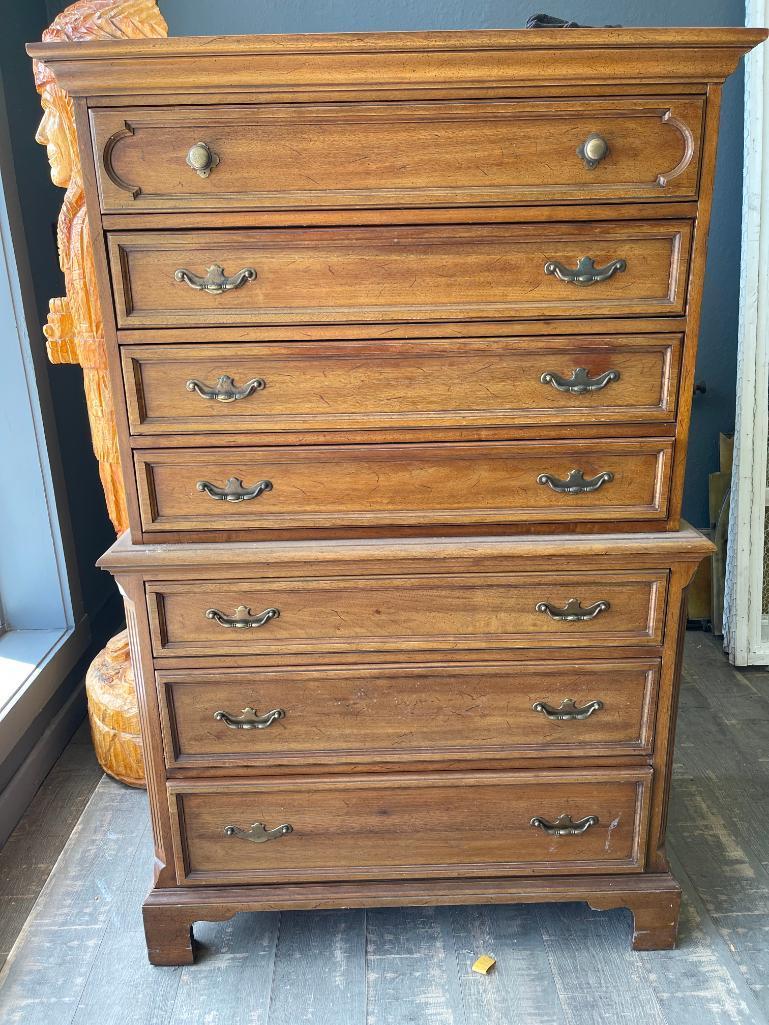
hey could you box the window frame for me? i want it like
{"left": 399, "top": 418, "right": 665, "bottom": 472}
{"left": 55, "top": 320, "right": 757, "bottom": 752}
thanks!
{"left": 0, "top": 72, "right": 88, "bottom": 758}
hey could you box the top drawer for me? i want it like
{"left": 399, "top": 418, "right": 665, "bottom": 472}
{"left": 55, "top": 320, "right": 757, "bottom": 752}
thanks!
{"left": 91, "top": 97, "right": 704, "bottom": 214}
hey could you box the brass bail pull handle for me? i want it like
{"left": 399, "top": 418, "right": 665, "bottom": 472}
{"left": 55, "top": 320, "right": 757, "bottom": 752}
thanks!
{"left": 174, "top": 264, "right": 256, "bottom": 294}
{"left": 214, "top": 706, "right": 285, "bottom": 729}
{"left": 537, "top": 468, "right": 613, "bottom": 494}
{"left": 536, "top": 598, "right": 610, "bottom": 622}
{"left": 544, "top": 256, "right": 626, "bottom": 286}
{"left": 187, "top": 375, "right": 265, "bottom": 402}
{"left": 532, "top": 698, "right": 604, "bottom": 721}
{"left": 186, "top": 141, "right": 220, "bottom": 178}
{"left": 224, "top": 821, "right": 293, "bottom": 844}
{"left": 205, "top": 605, "right": 280, "bottom": 629}
{"left": 577, "top": 133, "right": 609, "bottom": 169}
{"left": 531, "top": 813, "right": 599, "bottom": 836}
{"left": 540, "top": 368, "right": 620, "bottom": 394}
{"left": 196, "top": 477, "right": 272, "bottom": 502}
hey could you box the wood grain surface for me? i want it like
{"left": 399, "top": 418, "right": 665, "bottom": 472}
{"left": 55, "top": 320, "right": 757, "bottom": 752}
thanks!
{"left": 133, "top": 438, "right": 674, "bottom": 535}
{"left": 91, "top": 97, "right": 703, "bottom": 212}
{"left": 146, "top": 568, "right": 667, "bottom": 657}
{"left": 157, "top": 659, "right": 659, "bottom": 770}
{"left": 121, "top": 335, "right": 682, "bottom": 436}
{"left": 167, "top": 767, "right": 651, "bottom": 885}
{"left": 108, "top": 222, "right": 692, "bottom": 328}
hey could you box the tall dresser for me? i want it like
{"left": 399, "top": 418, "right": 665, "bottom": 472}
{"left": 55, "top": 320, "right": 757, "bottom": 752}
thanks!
{"left": 28, "top": 27, "right": 765, "bottom": 965}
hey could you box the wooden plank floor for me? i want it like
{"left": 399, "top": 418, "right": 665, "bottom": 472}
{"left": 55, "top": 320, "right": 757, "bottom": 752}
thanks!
{"left": 1, "top": 633, "right": 768, "bottom": 1025}
{"left": 0, "top": 721, "right": 103, "bottom": 970}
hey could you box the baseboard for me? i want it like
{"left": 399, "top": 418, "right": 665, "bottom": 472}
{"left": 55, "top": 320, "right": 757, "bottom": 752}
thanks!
{"left": 0, "top": 590, "right": 124, "bottom": 848}
{"left": 0, "top": 680, "right": 88, "bottom": 848}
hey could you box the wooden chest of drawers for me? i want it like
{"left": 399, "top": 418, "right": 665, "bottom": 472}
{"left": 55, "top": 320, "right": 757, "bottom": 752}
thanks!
{"left": 29, "top": 26, "right": 763, "bottom": 964}
{"left": 100, "top": 526, "right": 710, "bottom": 961}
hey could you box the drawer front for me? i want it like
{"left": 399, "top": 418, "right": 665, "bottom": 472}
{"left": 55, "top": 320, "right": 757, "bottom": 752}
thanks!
{"left": 134, "top": 439, "right": 673, "bottom": 534}
{"left": 122, "top": 335, "right": 682, "bottom": 436}
{"left": 168, "top": 768, "right": 652, "bottom": 884}
{"left": 108, "top": 222, "right": 692, "bottom": 328}
{"left": 93, "top": 97, "right": 703, "bottom": 212}
{"left": 147, "top": 571, "right": 668, "bottom": 657}
{"left": 158, "top": 660, "right": 659, "bottom": 769}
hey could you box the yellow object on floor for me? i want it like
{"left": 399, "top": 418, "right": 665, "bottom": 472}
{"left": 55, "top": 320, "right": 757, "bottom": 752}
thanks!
{"left": 471, "top": 955, "right": 497, "bottom": 975}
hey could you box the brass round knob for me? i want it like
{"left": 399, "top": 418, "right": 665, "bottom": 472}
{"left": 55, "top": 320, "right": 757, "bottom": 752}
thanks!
{"left": 577, "top": 133, "right": 609, "bottom": 169}
{"left": 185, "top": 141, "right": 219, "bottom": 178}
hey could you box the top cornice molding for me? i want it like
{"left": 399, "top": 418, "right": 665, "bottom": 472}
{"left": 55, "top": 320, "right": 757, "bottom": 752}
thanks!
{"left": 27, "top": 27, "right": 768, "bottom": 98}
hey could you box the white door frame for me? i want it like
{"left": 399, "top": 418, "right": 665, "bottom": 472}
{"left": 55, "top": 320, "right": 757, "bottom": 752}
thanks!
{"left": 725, "top": 0, "right": 769, "bottom": 665}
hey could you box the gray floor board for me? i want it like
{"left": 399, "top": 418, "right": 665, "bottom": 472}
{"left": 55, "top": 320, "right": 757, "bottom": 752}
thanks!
{"left": 169, "top": 911, "right": 281, "bottom": 1025}
{"left": 706, "top": 913, "right": 769, "bottom": 1019}
{"left": 268, "top": 909, "right": 367, "bottom": 1025}
{"left": 69, "top": 818, "right": 182, "bottom": 1025}
{"left": 536, "top": 902, "right": 668, "bottom": 1025}
{"left": 366, "top": 906, "right": 467, "bottom": 1025}
{"left": 444, "top": 903, "right": 566, "bottom": 1025}
{"left": 0, "top": 782, "right": 148, "bottom": 1025}
{"left": 681, "top": 636, "right": 769, "bottom": 721}
{"left": 641, "top": 861, "right": 763, "bottom": 1025}
{"left": 670, "top": 778, "right": 769, "bottom": 915}
{"left": 0, "top": 721, "right": 103, "bottom": 968}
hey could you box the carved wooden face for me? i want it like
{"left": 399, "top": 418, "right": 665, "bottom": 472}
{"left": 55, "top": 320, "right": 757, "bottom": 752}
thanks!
{"left": 35, "top": 84, "right": 73, "bottom": 188}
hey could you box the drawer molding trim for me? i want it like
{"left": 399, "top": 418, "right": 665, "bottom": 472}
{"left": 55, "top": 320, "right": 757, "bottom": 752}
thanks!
{"left": 101, "top": 120, "right": 139, "bottom": 198}
{"left": 89, "top": 98, "right": 706, "bottom": 213}
{"left": 655, "top": 109, "right": 696, "bottom": 187}
{"left": 167, "top": 766, "right": 652, "bottom": 885}
{"left": 121, "top": 336, "right": 682, "bottom": 437}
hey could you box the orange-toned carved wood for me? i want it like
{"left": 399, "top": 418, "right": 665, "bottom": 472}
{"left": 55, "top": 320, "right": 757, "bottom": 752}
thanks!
{"left": 34, "top": 1, "right": 168, "bottom": 788}
{"left": 85, "top": 630, "right": 144, "bottom": 787}
{"left": 33, "top": 0, "right": 168, "bottom": 534}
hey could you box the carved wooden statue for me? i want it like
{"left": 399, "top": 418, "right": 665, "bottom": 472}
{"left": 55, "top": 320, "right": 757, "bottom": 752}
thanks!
{"left": 34, "top": 0, "right": 168, "bottom": 787}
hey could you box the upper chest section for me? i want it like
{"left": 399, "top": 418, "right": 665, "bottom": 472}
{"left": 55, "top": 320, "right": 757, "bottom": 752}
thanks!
{"left": 28, "top": 28, "right": 766, "bottom": 221}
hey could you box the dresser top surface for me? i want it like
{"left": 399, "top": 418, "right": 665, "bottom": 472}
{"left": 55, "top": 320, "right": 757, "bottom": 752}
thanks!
{"left": 98, "top": 523, "right": 715, "bottom": 574}
{"left": 27, "top": 27, "right": 767, "bottom": 97}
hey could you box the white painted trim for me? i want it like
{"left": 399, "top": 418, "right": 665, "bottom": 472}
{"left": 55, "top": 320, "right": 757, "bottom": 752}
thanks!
{"left": 725, "top": 0, "right": 769, "bottom": 666}
{"left": 0, "top": 622, "right": 88, "bottom": 757}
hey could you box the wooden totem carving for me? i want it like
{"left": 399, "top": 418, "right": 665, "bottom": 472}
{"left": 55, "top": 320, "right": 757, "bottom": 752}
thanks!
{"left": 34, "top": 0, "right": 168, "bottom": 787}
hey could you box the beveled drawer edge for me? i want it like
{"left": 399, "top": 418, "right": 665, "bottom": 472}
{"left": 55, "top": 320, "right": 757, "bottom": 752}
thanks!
{"left": 155, "top": 657, "right": 661, "bottom": 771}
{"left": 144, "top": 569, "right": 670, "bottom": 658}
{"left": 132, "top": 438, "right": 675, "bottom": 535}
{"left": 119, "top": 333, "right": 683, "bottom": 437}
{"left": 166, "top": 765, "right": 653, "bottom": 885}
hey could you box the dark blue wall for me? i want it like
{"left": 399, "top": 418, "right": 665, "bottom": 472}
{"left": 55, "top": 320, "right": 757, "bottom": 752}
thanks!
{"left": 46, "top": 1, "right": 748, "bottom": 527}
